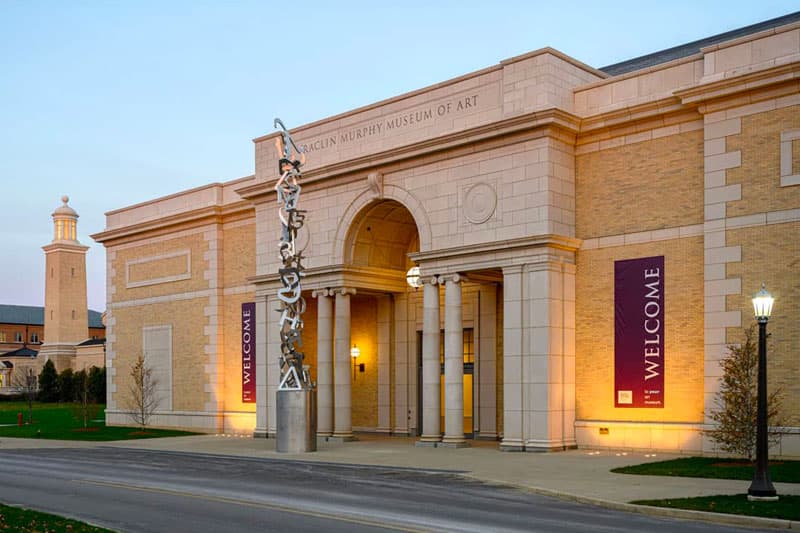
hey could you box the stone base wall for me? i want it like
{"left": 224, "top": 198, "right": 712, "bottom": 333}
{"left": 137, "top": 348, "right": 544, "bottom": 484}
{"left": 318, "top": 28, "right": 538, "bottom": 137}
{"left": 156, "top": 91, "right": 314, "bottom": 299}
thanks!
{"left": 106, "top": 410, "right": 257, "bottom": 435}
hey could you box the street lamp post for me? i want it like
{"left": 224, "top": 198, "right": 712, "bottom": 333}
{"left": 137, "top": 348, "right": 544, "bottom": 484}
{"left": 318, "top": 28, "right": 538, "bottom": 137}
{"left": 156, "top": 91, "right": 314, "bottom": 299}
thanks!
{"left": 747, "top": 283, "right": 778, "bottom": 501}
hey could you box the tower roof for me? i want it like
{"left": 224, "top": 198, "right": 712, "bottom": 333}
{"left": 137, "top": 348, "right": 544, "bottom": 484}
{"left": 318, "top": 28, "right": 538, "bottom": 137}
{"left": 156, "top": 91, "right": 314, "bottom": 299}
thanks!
{"left": 52, "top": 195, "right": 78, "bottom": 218}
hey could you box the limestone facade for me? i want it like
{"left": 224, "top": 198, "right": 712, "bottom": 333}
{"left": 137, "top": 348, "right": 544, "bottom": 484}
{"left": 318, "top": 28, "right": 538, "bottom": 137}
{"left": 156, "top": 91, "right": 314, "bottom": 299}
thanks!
{"left": 93, "top": 15, "right": 800, "bottom": 455}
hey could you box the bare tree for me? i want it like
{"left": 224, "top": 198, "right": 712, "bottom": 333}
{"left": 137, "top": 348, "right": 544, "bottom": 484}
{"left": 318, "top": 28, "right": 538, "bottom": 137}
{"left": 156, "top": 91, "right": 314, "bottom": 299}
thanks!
{"left": 13, "top": 366, "right": 37, "bottom": 425}
{"left": 124, "top": 355, "right": 160, "bottom": 429}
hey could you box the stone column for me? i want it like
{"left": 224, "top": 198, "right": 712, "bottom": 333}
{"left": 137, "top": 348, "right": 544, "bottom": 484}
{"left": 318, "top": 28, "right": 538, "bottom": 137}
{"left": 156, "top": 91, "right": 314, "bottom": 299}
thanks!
{"left": 333, "top": 288, "right": 356, "bottom": 440}
{"left": 478, "top": 284, "right": 498, "bottom": 440}
{"left": 313, "top": 289, "right": 333, "bottom": 437}
{"left": 376, "top": 294, "right": 392, "bottom": 433}
{"left": 501, "top": 265, "right": 525, "bottom": 451}
{"left": 417, "top": 276, "right": 441, "bottom": 445}
{"left": 393, "top": 292, "right": 410, "bottom": 435}
{"left": 265, "top": 293, "right": 281, "bottom": 437}
{"left": 524, "top": 261, "right": 576, "bottom": 452}
{"left": 254, "top": 295, "right": 269, "bottom": 438}
{"left": 441, "top": 274, "right": 468, "bottom": 447}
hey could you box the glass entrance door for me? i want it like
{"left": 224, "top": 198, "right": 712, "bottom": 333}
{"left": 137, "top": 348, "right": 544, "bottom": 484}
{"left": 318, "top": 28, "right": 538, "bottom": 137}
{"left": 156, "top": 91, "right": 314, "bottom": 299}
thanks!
{"left": 417, "top": 329, "right": 474, "bottom": 438}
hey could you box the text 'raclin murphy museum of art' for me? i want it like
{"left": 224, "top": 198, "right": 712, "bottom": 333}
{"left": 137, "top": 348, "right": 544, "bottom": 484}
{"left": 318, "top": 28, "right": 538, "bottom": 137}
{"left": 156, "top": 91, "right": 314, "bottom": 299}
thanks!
{"left": 92, "top": 13, "right": 800, "bottom": 455}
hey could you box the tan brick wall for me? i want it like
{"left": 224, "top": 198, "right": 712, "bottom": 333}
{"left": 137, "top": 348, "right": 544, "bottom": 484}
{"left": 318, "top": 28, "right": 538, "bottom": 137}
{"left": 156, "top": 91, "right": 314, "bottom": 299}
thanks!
{"left": 112, "top": 233, "right": 209, "bottom": 302}
{"left": 222, "top": 292, "right": 256, "bottom": 413}
{"left": 45, "top": 250, "right": 89, "bottom": 344}
{"left": 352, "top": 295, "right": 378, "bottom": 428}
{"left": 575, "top": 131, "right": 704, "bottom": 239}
{"left": 112, "top": 299, "right": 207, "bottom": 412}
{"left": 725, "top": 222, "right": 800, "bottom": 422}
{"left": 727, "top": 105, "right": 800, "bottom": 217}
{"left": 575, "top": 237, "right": 704, "bottom": 423}
{"left": 128, "top": 254, "right": 188, "bottom": 284}
{"left": 222, "top": 223, "right": 256, "bottom": 288}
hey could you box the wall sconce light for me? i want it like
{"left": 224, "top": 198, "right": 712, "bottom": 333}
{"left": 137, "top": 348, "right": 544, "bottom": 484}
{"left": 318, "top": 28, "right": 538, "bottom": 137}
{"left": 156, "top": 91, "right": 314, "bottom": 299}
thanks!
{"left": 351, "top": 344, "right": 362, "bottom": 381}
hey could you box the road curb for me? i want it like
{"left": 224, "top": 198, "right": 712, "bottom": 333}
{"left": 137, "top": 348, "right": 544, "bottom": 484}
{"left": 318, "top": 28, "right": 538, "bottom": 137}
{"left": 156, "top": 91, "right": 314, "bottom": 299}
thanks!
{"left": 463, "top": 474, "right": 796, "bottom": 530}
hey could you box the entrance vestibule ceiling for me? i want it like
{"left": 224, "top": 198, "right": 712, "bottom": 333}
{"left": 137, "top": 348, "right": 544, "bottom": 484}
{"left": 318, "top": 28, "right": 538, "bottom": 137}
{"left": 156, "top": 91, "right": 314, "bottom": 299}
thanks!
{"left": 346, "top": 200, "right": 420, "bottom": 272}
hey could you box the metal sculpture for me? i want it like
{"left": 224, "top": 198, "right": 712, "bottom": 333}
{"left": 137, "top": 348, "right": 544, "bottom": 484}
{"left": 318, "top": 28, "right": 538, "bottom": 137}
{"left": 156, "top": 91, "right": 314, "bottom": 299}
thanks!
{"left": 274, "top": 118, "right": 312, "bottom": 391}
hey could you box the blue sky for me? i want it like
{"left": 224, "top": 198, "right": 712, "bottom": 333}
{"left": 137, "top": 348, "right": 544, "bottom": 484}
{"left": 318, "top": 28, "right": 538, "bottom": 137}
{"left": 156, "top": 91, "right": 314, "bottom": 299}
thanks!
{"left": 1, "top": 1, "right": 797, "bottom": 311}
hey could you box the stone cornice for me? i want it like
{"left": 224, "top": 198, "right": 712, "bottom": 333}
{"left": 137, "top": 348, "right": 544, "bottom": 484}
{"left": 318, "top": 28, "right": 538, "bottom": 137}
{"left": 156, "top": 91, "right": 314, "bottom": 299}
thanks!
{"left": 238, "top": 108, "right": 581, "bottom": 203}
{"left": 410, "top": 234, "right": 581, "bottom": 264}
{"left": 249, "top": 265, "right": 409, "bottom": 294}
{"left": 675, "top": 62, "right": 800, "bottom": 106}
{"left": 577, "top": 95, "right": 694, "bottom": 136}
{"left": 91, "top": 201, "right": 253, "bottom": 245}
{"left": 42, "top": 242, "right": 90, "bottom": 253}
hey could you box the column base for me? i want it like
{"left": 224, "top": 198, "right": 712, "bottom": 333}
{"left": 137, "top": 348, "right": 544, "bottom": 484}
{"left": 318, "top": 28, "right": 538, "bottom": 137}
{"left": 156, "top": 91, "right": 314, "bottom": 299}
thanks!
{"left": 415, "top": 437, "right": 441, "bottom": 447}
{"left": 439, "top": 440, "right": 470, "bottom": 448}
{"left": 329, "top": 433, "right": 357, "bottom": 442}
{"left": 253, "top": 428, "right": 271, "bottom": 439}
{"left": 500, "top": 438, "right": 525, "bottom": 452}
{"left": 316, "top": 431, "right": 333, "bottom": 438}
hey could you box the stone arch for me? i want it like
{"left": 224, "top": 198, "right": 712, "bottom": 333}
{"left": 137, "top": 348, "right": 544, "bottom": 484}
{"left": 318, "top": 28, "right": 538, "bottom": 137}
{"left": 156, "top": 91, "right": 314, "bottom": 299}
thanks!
{"left": 331, "top": 184, "right": 432, "bottom": 265}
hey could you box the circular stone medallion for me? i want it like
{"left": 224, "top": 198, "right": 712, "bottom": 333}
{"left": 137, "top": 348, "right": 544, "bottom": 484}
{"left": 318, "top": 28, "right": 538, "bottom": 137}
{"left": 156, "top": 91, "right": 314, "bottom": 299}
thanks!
{"left": 464, "top": 182, "right": 497, "bottom": 224}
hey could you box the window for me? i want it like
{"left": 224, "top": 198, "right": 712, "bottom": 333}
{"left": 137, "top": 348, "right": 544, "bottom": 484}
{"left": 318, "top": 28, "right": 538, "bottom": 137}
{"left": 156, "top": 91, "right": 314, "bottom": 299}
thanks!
{"left": 0, "top": 332, "right": 6, "bottom": 342}
{"left": 437, "top": 328, "right": 475, "bottom": 365}
{"left": 30, "top": 332, "right": 39, "bottom": 343}
{"left": 71, "top": 310, "right": 75, "bottom": 319}
{"left": 14, "top": 332, "right": 23, "bottom": 343}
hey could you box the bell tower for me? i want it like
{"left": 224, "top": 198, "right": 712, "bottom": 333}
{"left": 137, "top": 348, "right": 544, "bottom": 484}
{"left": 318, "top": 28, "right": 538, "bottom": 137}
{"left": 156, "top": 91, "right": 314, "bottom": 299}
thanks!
{"left": 40, "top": 195, "right": 90, "bottom": 371}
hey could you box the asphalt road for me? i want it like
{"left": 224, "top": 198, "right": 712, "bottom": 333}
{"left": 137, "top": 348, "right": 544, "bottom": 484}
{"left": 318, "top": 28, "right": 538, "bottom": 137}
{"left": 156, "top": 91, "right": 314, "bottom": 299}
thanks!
{"left": 0, "top": 447, "right": 774, "bottom": 532}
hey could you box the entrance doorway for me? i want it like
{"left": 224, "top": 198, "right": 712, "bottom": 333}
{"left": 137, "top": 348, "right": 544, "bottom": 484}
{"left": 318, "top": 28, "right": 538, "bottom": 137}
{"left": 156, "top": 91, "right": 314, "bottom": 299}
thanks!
{"left": 416, "top": 329, "right": 474, "bottom": 438}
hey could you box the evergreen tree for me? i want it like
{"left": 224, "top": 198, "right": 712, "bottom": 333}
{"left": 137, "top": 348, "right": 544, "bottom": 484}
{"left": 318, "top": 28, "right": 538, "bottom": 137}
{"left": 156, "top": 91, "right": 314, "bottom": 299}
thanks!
{"left": 37, "top": 360, "right": 59, "bottom": 403}
{"left": 88, "top": 366, "right": 106, "bottom": 404}
{"left": 58, "top": 368, "right": 76, "bottom": 403}
{"left": 706, "top": 324, "right": 785, "bottom": 460}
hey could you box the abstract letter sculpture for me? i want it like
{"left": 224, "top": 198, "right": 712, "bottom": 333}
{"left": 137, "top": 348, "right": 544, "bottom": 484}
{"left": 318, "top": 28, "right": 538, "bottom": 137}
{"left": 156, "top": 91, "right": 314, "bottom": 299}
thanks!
{"left": 274, "top": 118, "right": 312, "bottom": 391}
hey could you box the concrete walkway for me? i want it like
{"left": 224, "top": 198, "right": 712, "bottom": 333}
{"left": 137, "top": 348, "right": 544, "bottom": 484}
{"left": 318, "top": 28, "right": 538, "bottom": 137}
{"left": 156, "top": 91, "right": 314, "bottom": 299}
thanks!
{"left": 3, "top": 433, "right": 798, "bottom": 529}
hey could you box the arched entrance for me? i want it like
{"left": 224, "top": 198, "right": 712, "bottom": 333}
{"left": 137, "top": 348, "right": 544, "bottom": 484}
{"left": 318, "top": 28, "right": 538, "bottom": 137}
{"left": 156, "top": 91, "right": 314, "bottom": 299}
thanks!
{"left": 341, "top": 200, "right": 420, "bottom": 433}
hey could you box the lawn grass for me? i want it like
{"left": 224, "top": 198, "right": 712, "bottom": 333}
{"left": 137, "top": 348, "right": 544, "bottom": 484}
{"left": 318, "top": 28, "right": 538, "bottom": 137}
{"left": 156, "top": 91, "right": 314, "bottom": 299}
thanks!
{"left": 632, "top": 494, "right": 800, "bottom": 521}
{"left": 611, "top": 456, "right": 800, "bottom": 483}
{"left": 0, "top": 401, "right": 197, "bottom": 441}
{"left": 0, "top": 502, "right": 115, "bottom": 532}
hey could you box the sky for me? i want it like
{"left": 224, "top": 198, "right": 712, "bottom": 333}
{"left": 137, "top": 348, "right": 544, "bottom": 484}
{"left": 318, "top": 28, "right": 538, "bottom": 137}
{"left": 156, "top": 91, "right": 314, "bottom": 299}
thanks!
{"left": 1, "top": 1, "right": 797, "bottom": 312}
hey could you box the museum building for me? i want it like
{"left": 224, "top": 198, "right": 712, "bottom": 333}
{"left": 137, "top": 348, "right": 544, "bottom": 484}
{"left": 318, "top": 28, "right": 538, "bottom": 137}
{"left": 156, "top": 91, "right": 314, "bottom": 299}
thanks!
{"left": 92, "top": 13, "right": 800, "bottom": 455}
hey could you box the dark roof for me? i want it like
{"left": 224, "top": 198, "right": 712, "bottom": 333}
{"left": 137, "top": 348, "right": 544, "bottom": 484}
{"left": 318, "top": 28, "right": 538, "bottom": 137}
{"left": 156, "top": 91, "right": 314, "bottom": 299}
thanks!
{"left": 77, "top": 338, "right": 106, "bottom": 346}
{"left": 601, "top": 11, "right": 800, "bottom": 76}
{"left": 0, "top": 304, "right": 104, "bottom": 329}
{"left": 1, "top": 346, "right": 38, "bottom": 358}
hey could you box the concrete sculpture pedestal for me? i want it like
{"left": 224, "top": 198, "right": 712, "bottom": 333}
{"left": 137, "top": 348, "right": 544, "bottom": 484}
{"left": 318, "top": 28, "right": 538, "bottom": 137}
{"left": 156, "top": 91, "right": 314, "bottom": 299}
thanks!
{"left": 276, "top": 389, "right": 317, "bottom": 453}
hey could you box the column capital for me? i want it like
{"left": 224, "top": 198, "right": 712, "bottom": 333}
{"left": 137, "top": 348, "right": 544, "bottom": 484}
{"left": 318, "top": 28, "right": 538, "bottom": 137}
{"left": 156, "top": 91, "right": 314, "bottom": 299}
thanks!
{"left": 438, "top": 273, "right": 464, "bottom": 284}
{"left": 332, "top": 287, "right": 357, "bottom": 296}
{"left": 502, "top": 265, "right": 524, "bottom": 275}
{"left": 423, "top": 275, "right": 439, "bottom": 286}
{"left": 311, "top": 288, "right": 332, "bottom": 298}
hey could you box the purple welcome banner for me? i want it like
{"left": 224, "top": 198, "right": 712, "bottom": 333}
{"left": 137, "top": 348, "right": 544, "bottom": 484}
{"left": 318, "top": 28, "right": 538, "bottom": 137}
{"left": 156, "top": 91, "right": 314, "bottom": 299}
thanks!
{"left": 242, "top": 302, "right": 255, "bottom": 403}
{"left": 614, "top": 256, "right": 664, "bottom": 408}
